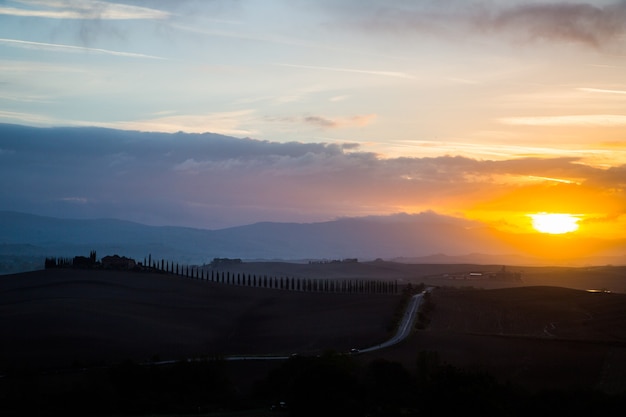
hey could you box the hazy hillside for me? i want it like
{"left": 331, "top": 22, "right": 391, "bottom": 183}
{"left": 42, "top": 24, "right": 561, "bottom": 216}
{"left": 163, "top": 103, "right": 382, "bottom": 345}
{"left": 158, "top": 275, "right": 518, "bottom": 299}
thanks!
{"left": 1, "top": 211, "right": 625, "bottom": 274}
{"left": 0, "top": 211, "right": 512, "bottom": 269}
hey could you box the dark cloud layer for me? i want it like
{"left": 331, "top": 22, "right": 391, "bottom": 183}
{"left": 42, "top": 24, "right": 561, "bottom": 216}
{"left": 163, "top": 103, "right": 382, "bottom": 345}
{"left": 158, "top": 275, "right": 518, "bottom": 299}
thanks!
{"left": 1, "top": 124, "right": 624, "bottom": 229}
{"left": 329, "top": 0, "right": 626, "bottom": 48}
{"left": 484, "top": 1, "right": 626, "bottom": 47}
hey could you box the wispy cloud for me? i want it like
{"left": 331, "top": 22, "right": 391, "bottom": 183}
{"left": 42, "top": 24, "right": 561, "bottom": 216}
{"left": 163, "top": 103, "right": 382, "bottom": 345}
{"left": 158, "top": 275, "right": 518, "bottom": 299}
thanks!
{"left": 0, "top": 0, "right": 170, "bottom": 20}
{"left": 525, "top": 176, "right": 579, "bottom": 185}
{"left": 303, "top": 114, "right": 377, "bottom": 129}
{"left": 578, "top": 87, "right": 626, "bottom": 95}
{"left": 330, "top": 95, "right": 350, "bottom": 102}
{"left": 0, "top": 38, "right": 166, "bottom": 59}
{"left": 170, "top": 23, "right": 326, "bottom": 50}
{"left": 499, "top": 114, "right": 626, "bottom": 127}
{"left": 102, "top": 110, "right": 257, "bottom": 136}
{"left": 0, "top": 92, "right": 53, "bottom": 104}
{"left": 0, "top": 110, "right": 58, "bottom": 125}
{"left": 276, "top": 63, "right": 414, "bottom": 79}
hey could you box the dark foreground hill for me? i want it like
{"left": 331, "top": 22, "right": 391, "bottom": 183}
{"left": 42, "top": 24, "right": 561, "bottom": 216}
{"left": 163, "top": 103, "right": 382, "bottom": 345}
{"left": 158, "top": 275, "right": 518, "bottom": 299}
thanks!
{"left": 2, "top": 268, "right": 626, "bottom": 416}
{"left": 371, "top": 286, "right": 626, "bottom": 394}
{"left": 0, "top": 269, "right": 398, "bottom": 369}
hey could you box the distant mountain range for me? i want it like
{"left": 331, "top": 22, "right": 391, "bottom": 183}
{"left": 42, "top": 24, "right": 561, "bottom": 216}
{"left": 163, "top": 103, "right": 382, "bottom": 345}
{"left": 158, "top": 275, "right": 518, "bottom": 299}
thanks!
{"left": 0, "top": 211, "right": 624, "bottom": 274}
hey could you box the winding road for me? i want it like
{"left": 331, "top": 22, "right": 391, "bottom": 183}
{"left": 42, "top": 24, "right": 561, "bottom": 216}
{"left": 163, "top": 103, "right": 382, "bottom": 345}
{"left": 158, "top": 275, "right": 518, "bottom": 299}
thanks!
{"left": 219, "top": 290, "right": 428, "bottom": 361}
{"left": 359, "top": 292, "right": 424, "bottom": 353}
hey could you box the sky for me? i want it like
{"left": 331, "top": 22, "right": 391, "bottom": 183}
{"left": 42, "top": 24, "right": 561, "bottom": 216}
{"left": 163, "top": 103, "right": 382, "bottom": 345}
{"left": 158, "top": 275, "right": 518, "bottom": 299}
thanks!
{"left": 1, "top": 0, "right": 625, "bottom": 255}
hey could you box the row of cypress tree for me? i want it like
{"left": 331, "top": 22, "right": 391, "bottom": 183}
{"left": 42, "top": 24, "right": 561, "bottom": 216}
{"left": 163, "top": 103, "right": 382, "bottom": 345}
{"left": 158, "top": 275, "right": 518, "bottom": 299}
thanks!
{"left": 144, "top": 256, "right": 398, "bottom": 294}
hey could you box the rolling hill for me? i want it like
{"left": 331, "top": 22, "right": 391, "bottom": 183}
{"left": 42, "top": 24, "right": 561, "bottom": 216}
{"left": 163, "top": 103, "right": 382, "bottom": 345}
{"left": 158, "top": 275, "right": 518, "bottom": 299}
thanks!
{"left": 2, "top": 211, "right": 625, "bottom": 275}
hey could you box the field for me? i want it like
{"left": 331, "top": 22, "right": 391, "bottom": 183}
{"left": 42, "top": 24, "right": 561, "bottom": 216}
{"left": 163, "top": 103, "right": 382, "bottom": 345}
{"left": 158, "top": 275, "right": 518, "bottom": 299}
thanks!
{"left": 218, "top": 261, "right": 626, "bottom": 293}
{"left": 1, "top": 262, "right": 625, "bottom": 415}
{"left": 367, "top": 286, "right": 626, "bottom": 393}
{"left": 0, "top": 268, "right": 398, "bottom": 369}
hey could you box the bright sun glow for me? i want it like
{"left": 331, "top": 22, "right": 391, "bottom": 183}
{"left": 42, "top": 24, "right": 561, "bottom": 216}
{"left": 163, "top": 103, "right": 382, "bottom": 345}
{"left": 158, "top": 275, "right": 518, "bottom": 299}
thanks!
{"left": 529, "top": 213, "right": 580, "bottom": 234}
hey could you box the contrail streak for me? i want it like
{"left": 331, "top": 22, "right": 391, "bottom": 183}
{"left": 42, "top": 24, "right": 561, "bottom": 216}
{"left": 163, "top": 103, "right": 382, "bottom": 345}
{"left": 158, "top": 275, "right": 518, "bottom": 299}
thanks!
{"left": 0, "top": 38, "right": 166, "bottom": 60}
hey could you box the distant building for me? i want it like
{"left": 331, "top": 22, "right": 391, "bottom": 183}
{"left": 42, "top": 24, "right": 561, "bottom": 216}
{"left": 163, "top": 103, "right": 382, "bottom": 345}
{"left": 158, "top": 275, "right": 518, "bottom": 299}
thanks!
{"left": 488, "top": 266, "right": 522, "bottom": 281}
{"left": 72, "top": 250, "right": 97, "bottom": 268}
{"left": 101, "top": 255, "right": 136, "bottom": 270}
{"left": 210, "top": 258, "right": 242, "bottom": 267}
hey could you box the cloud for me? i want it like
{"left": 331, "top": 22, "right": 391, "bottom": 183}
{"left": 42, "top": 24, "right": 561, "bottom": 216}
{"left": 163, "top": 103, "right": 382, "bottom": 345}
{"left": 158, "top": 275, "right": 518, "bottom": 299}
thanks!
{"left": 1, "top": 125, "right": 623, "bottom": 229}
{"left": 303, "top": 114, "right": 377, "bottom": 129}
{"left": 169, "top": 22, "right": 327, "bottom": 50}
{"left": 0, "top": 110, "right": 59, "bottom": 125}
{"left": 276, "top": 63, "right": 415, "bottom": 79}
{"left": 0, "top": 38, "right": 165, "bottom": 59}
{"left": 481, "top": 2, "right": 626, "bottom": 48}
{"left": 0, "top": 1, "right": 173, "bottom": 46}
{"left": 0, "top": 0, "right": 170, "bottom": 20}
{"left": 0, "top": 92, "right": 53, "bottom": 104}
{"left": 499, "top": 114, "right": 626, "bottom": 126}
{"left": 578, "top": 87, "right": 626, "bottom": 95}
{"left": 103, "top": 110, "right": 256, "bottom": 136}
{"left": 328, "top": 0, "right": 626, "bottom": 49}
{"left": 304, "top": 116, "right": 336, "bottom": 128}
{"left": 330, "top": 95, "right": 349, "bottom": 102}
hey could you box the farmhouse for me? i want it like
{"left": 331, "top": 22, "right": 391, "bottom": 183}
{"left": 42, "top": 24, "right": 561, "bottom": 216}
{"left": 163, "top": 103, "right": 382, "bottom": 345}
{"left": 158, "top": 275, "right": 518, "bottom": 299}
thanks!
{"left": 101, "top": 255, "right": 136, "bottom": 270}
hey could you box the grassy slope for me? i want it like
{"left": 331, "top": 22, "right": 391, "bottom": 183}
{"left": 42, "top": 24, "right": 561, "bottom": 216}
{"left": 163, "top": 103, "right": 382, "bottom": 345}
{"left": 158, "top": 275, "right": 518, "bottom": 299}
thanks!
{"left": 0, "top": 269, "right": 398, "bottom": 369}
{"left": 366, "top": 286, "right": 626, "bottom": 393}
{"left": 222, "top": 261, "right": 626, "bottom": 293}
{"left": 2, "top": 263, "right": 626, "bottom": 395}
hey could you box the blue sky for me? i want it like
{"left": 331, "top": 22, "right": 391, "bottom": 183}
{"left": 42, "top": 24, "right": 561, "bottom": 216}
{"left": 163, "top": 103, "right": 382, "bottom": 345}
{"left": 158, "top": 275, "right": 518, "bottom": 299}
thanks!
{"left": 2, "top": 0, "right": 625, "bottom": 158}
{"left": 1, "top": 1, "right": 626, "bottom": 249}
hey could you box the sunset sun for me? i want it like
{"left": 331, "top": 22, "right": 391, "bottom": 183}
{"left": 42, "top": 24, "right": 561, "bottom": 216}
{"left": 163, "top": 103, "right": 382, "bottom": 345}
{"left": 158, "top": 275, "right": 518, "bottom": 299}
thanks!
{"left": 529, "top": 213, "right": 580, "bottom": 234}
